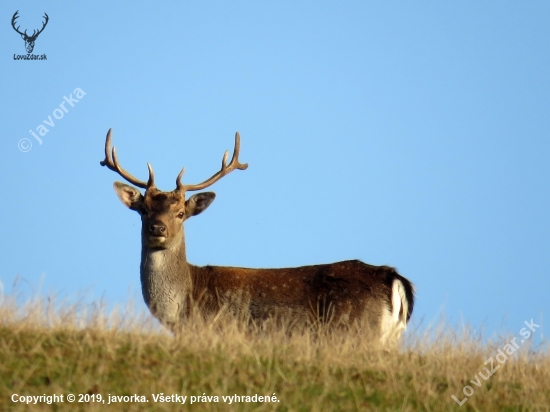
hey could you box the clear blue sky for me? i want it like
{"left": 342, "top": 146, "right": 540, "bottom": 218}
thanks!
{"left": 1, "top": 2, "right": 548, "bottom": 339}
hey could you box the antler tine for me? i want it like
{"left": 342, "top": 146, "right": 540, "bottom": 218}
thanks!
{"left": 229, "top": 132, "right": 248, "bottom": 170}
{"left": 175, "top": 167, "right": 185, "bottom": 189}
{"left": 99, "top": 128, "right": 153, "bottom": 189}
{"left": 146, "top": 163, "right": 155, "bottom": 188}
{"left": 178, "top": 132, "right": 248, "bottom": 192}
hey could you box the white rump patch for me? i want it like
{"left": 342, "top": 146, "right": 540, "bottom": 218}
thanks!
{"left": 379, "top": 279, "right": 408, "bottom": 344}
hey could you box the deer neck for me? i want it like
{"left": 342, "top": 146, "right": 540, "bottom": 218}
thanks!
{"left": 139, "top": 230, "right": 192, "bottom": 327}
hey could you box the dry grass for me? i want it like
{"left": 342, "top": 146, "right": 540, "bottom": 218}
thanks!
{"left": 0, "top": 289, "right": 548, "bottom": 411}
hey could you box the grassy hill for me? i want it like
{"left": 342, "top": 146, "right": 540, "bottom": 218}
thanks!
{"left": 0, "top": 293, "right": 548, "bottom": 411}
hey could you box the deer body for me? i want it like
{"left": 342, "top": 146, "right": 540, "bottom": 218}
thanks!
{"left": 101, "top": 129, "right": 414, "bottom": 342}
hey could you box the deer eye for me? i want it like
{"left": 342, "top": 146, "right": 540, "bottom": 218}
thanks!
{"left": 177, "top": 212, "right": 185, "bottom": 219}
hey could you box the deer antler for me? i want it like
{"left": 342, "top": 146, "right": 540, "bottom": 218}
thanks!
{"left": 176, "top": 132, "right": 248, "bottom": 192}
{"left": 11, "top": 11, "right": 48, "bottom": 39}
{"left": 32, "top": 13, "right": 49, "bottom": 38}
{"left": 100, "top": 128, "right": 154, "bottom": 189}
{"left": 11, "top": 11, "right": 26, "bottom": 37}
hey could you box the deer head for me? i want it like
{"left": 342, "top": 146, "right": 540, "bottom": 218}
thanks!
{"left": 100, "top": 129, "right": 248, "bottom": 250}
{"left": 11, "top": 11, "right": 49, "bottom": 53}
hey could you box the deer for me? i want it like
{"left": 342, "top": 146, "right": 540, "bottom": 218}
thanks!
{"left": 100, "top": 128, "right": 414, "bottom": 343}
{"left": 11, "top": 11, "right": 49, "bottom": 54}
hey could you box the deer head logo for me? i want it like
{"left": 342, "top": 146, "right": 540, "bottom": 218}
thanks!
{"left": 11, "top": 11, "right": 49, "bottom": 53}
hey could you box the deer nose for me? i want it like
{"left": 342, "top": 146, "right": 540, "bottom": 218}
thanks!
{"left": 150, "top": 224, "right": 166, "bottom": 236}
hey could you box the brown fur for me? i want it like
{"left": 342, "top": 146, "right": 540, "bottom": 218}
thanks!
{"left": 190, "top": 261, "right": 414, "bottom": 328}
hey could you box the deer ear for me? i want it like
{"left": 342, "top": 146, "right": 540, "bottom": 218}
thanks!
{"left": 185, "top": 192, "right": 216, "bottom": 217}
{"left": 113, "top": 182, "right": 143, "bottom": 212}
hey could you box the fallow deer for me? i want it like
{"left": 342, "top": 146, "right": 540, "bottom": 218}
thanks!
{"left": 100, "top": 129, "right": 414, "bottom": 342}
